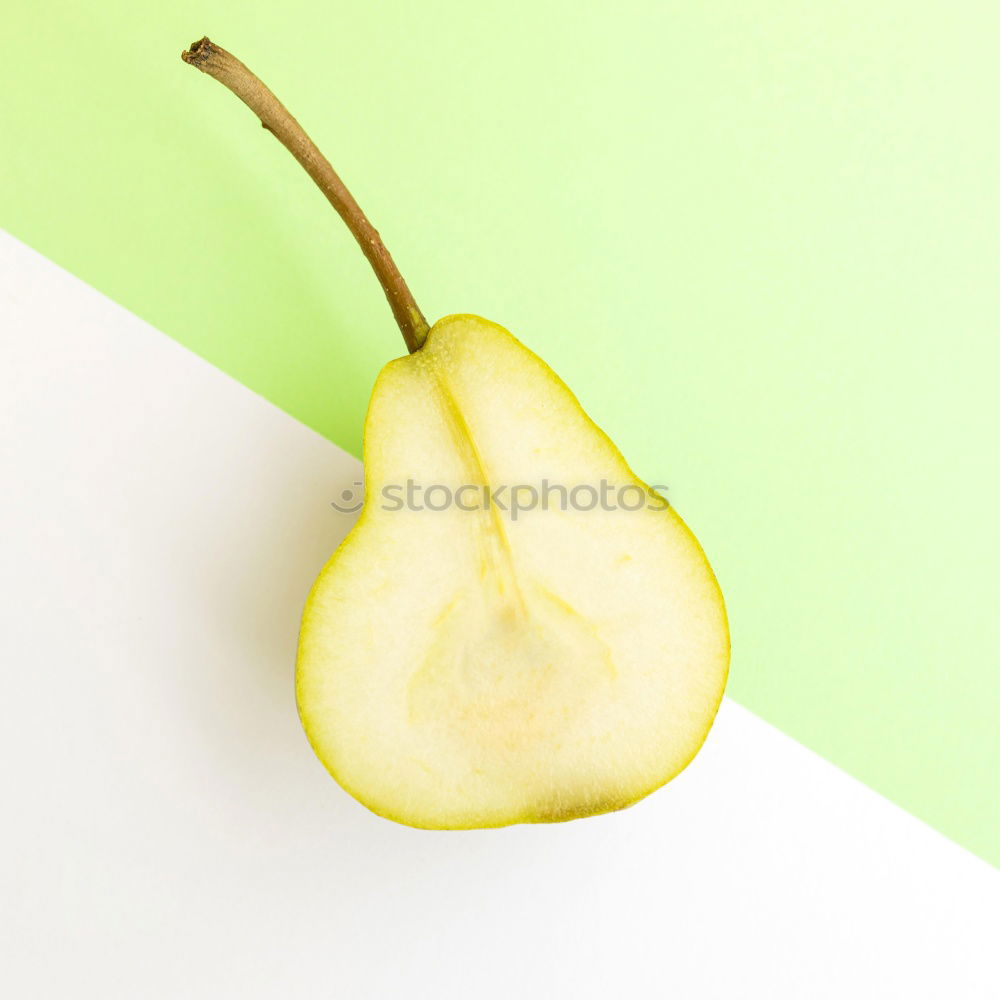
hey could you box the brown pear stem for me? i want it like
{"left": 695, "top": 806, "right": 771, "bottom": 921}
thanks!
{"left": 181, "top": 37, "right": 430, "bottom": 353}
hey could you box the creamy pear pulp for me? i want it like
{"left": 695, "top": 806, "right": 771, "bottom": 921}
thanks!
{"left": 296, "top": 315, "right": 729, "bottom": 828}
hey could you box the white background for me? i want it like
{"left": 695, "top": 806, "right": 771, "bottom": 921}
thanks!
{"left": 2, "top": 232, "right": 998, "bottom": 998}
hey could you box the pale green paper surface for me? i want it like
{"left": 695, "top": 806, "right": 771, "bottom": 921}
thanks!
{"left": 3, "top": 1, "right": 998, "bottom": 864}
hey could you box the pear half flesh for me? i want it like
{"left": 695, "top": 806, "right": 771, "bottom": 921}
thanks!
{"left": 297, "top": 315, "right": 729, "bottom": 828}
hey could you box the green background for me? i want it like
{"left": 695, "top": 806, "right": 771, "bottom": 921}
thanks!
{"left": 3, "top": 1, "right": 998, "bottom": 864}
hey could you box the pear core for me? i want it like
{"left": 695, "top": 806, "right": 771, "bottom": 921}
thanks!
{"left": 296, "top": 315, "right": 729, "bottom": 828}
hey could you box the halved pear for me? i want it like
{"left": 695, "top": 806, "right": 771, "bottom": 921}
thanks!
{"left": 184, "top": 38, "right": 729, "bottom": 829}
{"left": 296, "top": 315, "right": 728, "bottom": 828}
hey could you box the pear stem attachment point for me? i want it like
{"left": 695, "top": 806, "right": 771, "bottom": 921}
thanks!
{"left": 181, "top": 37, "right": 430, "bottom": 353}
